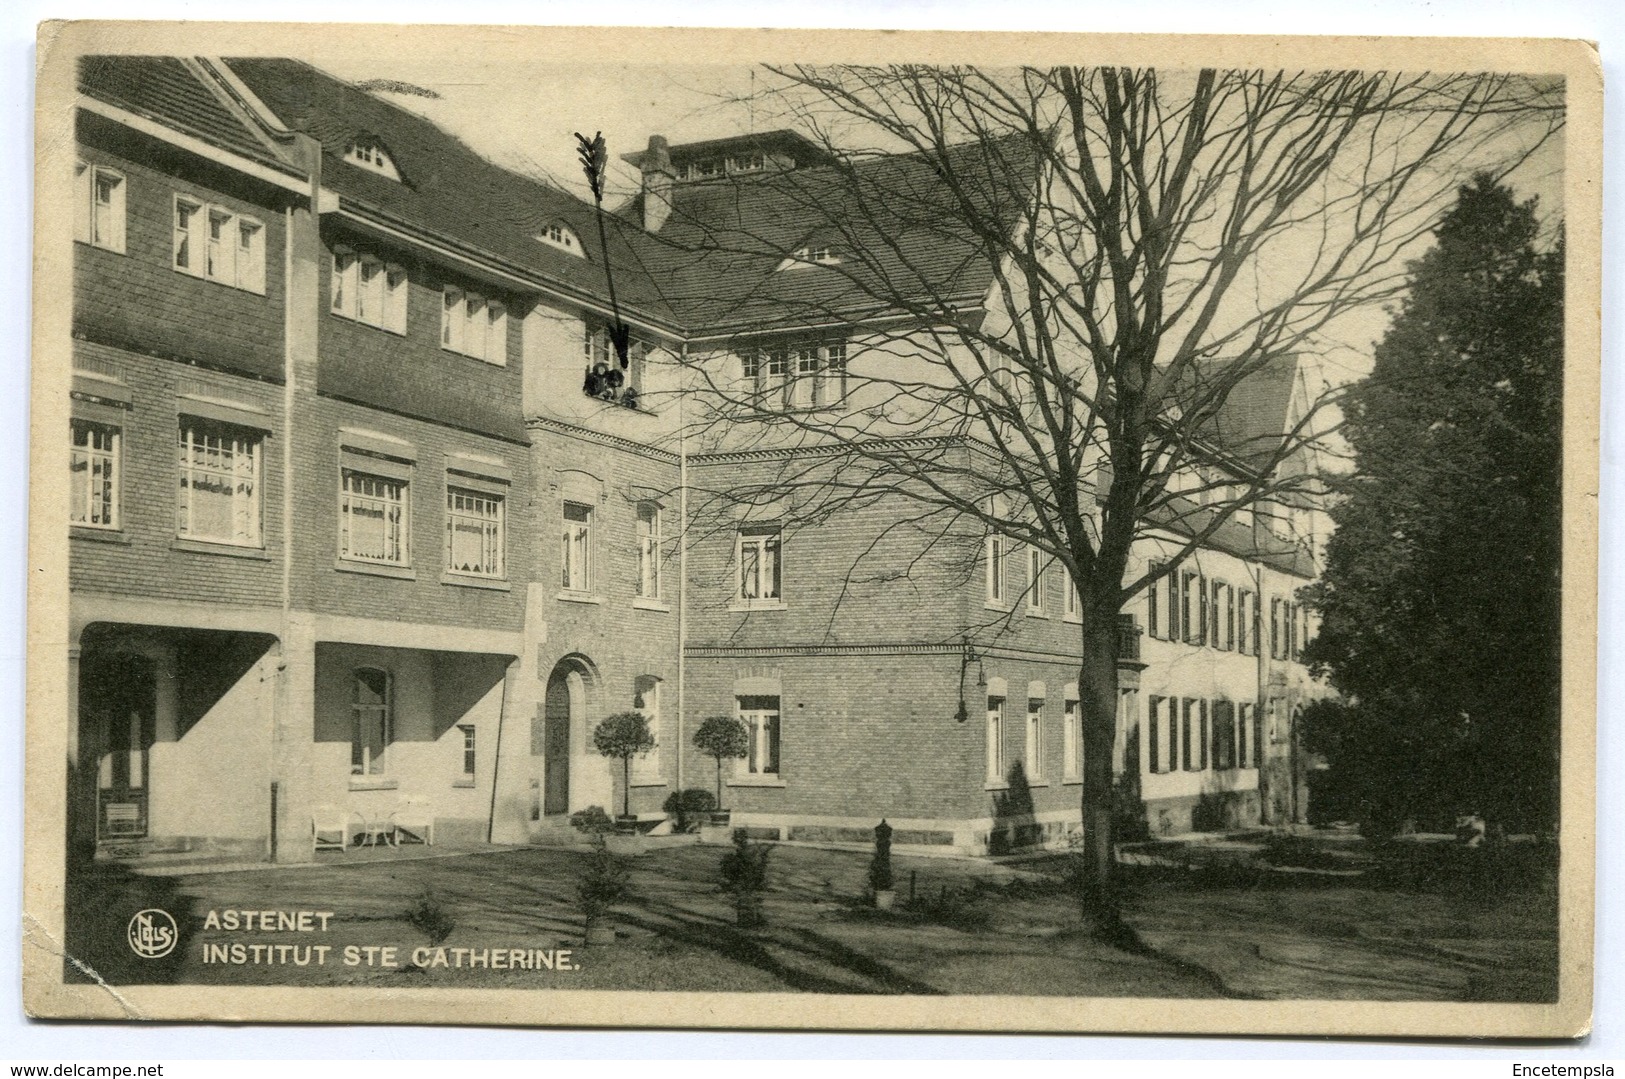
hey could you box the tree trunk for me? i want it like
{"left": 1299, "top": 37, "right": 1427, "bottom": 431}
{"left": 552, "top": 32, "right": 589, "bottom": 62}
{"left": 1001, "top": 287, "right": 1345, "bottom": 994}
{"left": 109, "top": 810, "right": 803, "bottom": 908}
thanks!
{"left": 622, "top": 757, "right": 632, "bottom": 818}
{"left": 1077, "top": 602, "right": 1124, "bottom": 930}
{"left": 715, "top": 758, "right": 724, "bottom": 811}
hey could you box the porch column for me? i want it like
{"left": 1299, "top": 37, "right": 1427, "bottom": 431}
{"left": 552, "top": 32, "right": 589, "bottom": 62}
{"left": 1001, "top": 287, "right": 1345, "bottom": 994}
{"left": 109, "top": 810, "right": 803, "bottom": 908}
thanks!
{"left": 488, "top": 582, "right": 547, "bottom": 845}
{"left": 272, "top": 612, "right": 318, "bottom": 863}
{"left": 66, "top": 642, "right": 95, "bottom": 861}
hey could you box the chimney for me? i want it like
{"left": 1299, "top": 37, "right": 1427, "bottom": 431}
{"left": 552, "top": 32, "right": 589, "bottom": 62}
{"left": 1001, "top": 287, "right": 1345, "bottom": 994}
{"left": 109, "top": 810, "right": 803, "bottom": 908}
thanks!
{"left": 640, "top": 135, "right": 675, "bottom": 232}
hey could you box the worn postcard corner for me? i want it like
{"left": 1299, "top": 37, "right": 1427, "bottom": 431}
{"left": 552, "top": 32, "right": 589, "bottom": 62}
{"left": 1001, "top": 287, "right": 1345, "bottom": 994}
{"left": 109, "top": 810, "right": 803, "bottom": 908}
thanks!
{"left": 24, "top": 20, "right": 1599, "bottom": 1036}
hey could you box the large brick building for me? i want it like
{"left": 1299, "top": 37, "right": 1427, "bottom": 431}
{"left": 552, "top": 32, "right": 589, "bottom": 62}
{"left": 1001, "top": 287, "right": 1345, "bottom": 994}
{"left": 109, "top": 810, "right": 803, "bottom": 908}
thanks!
{"left": 65, "top": 56, "right": 1325, "bottom": 864}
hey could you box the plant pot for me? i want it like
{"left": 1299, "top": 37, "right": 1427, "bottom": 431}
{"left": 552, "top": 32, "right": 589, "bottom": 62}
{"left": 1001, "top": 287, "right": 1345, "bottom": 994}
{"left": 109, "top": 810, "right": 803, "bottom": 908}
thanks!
{"left": 699, "top": 821, "right": 735, "bottom": 846}
{"left": 584, "top": 923, "right": 617, "bottom": 946}
{"left": 604, "top": 832, "right": 645, "bottom": 856}
{"left": 873, "top": 889, "right": 897, "bottom": 911}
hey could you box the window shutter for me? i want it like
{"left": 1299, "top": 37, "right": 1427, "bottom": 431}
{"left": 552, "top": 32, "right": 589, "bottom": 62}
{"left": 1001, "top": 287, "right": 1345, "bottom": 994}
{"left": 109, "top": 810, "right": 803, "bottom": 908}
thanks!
{"left": 1198, "top": 700, "right": 1209, "bottom": 770}
{"left": 1147, "top": 563, "right": 1161, "bottom": 640}
{"left": 75, "top": 162, "right": 92, "bottom": 244}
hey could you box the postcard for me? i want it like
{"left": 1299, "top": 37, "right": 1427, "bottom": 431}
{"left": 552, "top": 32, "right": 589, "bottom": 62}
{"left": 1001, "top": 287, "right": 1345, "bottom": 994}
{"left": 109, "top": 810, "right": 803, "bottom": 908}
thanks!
{"left": 23, "top": 21, "right": 1600, "bottom": 1036}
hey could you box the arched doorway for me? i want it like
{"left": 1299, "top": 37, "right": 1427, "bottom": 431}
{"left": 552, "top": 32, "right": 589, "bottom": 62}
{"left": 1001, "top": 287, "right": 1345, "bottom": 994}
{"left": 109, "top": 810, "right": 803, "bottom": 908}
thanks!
{"left": 538, "top": 655, "right": 599, "bottom": 819}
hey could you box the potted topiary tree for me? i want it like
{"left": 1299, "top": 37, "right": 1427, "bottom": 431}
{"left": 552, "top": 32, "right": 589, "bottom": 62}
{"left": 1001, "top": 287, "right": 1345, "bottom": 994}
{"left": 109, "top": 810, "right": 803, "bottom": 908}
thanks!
{"left": 591, "top": 711, "right": 656, "bottom": 835}
{"left": 662, "top": 788, "right": 717, "bottom": 834}
{"left": 576, "top": 836, "right": 630, "bottom": 946}
{"left": 692, "top": 715, "right": 749, "bottom": 844}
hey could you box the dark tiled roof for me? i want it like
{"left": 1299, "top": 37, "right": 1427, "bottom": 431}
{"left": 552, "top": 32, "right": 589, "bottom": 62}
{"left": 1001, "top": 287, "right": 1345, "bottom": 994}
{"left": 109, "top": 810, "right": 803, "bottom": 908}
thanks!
{"left": 225, "top": 58, "right": 679, "bottom": 327}
{"left": 1173, "top": 354, "right": 1302, "bottom": 471}
{"left": 628, "top": 133, "right": 1043, "bottom": 335}
{"left": 77, "top": 55, "right": 288, "bottom": 169}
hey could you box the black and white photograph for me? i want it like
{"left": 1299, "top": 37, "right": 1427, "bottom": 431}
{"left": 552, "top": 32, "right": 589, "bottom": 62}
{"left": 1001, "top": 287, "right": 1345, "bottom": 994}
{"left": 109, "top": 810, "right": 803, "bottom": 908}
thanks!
{"left": 22, "top": 22, "right": 1599, "bottom": 1037}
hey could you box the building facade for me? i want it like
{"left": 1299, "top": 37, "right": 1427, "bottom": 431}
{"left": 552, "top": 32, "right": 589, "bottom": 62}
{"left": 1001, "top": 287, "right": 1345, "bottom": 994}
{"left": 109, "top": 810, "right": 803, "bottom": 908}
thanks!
{"left": 64, "top": 56, "right": 1325, "bottom": 864}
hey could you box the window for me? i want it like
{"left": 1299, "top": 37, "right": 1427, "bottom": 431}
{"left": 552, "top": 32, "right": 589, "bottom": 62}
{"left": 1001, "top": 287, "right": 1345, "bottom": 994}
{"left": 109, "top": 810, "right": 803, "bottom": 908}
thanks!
{"left": 535, "top": 221, "right": 583, "bottom": 257}
{"left": 737, "top": 526, "right": 782, "bottom": 604}
{"left": 340, "top": 470, "right": 409, "bottom": 565}
{"left": 779, "top": 245, "right": 841, "bottom": 269}
{"left": 1271, "top": 598, "right": 1283, "bottom": 659}
{"left": 634, "top": 676, "right": 662, "bottom": 780}
{"left": 561, "top": 502, "right": 593, "bottom": 592}
{"left": 1063, "top": 699, "right": 1081, "bottom": 782}
{"left": 1148, "top": 695, "right": 1175, "bottom": 774}
{"left": 75, "top": 162, "right": 126, "bottom": 253}
{"left": 1242, "top": 702, "right": 1262, "bottom": 766}
{"left": 1026, "top": 549, "right": 1046, "bottom": 615}
{"left": 738, "top": 694, "right": 780, "bottom": 776}
{"left": 986, "top": 695, "right": 1005, "bottom": 783}
{"left": 331, "top": 246, "right": 407, "bottom": 333}
{"left": 1288, "top": 602, "right": 1301, "bottom": 660}
{"left": 1181, "top": 570, "right": 1207, "bottom": 645}
{"left": 177, "top": 420, "right": 261, "bottom": 546}
{"left": 173, "top": 196, "right": 264, "bottom": 293}
{"left": 1212, "top": 700, "right": 1237, "bottom": 770}
{"left": 1237, "top": 589, "right": 1255, "bottom": 655}
{"left": 352, "top": 668, "right": 392, "bottom": 776}
{"left": 730, "top": 153, "right": 765, "bottom": 173}
{"left": 70, "top": 419, "right": 120, "bottom": 530}
{"left": 458, "top": 724, "right": 476, "bottom": 780}
{"left": 636, "top": 503, "right": 662, "bottom": 600}
{"left": 445, "top": 486, "right": 504, "bottom": 578}
{"left": 1025, "top": 699, "right": 1044, "bottom": 782}
{"left": 1063, "top": 566, "right": 1080, "bottom": 621}
{"left": 1182, "top": 698, "right": 1208, "bottom": 772}
{"left": 344, "top": 140, "right": 401, "bottom": 181}
{"left": 442, "top": 287, "right": 508, "bottom": 364}
{"left": 985, "top": 498, "right": 1006, "bottom": 605}
{"left": 742, "top": 341, "right": 847, "bottom": 407}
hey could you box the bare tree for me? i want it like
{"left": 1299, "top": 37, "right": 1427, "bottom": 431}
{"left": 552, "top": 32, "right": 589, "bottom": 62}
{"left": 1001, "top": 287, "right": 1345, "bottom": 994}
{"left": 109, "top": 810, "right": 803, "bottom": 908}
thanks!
{"left": 629, "top": 66, "right": 1562, "bottom": 924}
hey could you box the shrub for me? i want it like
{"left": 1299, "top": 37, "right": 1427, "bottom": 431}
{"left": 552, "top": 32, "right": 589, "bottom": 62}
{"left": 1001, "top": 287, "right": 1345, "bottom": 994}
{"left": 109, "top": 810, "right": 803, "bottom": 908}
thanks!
{"left": 576, "top": 837, "right": 631, "bottom": 930}
{"left": 904, "top": 883, "right": 991, "bottom": 932}
{"left": 591, "top": 712, "right": 656, "bottom": 818}
{"left": 570, "top": 805, "right": 614, "bottom": 835}
{"left": 693, "top": 715, "right": 750, "bottom": 811}
{"left": 719, "top": 830, "right": 772, "bottom": 928}
{"left": 869, "top": 819, "right": 895, "bottom": 894}
{"left": 402, "top": 888, "right": 456, "bottom": 945}
{"left": 663, "top": 788, "right": 717, "bottom": 833}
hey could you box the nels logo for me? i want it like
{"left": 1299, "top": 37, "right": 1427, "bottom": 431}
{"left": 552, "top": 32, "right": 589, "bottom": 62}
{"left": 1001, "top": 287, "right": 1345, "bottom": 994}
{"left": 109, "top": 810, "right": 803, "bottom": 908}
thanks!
{"left": 126, "top": 908, "right": 179, "bottom": 959}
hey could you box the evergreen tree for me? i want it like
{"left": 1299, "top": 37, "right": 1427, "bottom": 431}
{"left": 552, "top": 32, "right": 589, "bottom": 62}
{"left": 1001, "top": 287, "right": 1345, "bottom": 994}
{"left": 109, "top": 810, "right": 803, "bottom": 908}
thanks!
{"left": 1304, "top": 174, "right": 1562, "bottom": 833}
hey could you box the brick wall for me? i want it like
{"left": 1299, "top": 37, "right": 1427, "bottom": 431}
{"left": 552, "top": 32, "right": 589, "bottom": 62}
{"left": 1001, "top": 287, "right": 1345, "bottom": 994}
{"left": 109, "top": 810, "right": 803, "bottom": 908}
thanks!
{"left": 316, "top": 223, "right": 526, "bottom": 443}
{"left": 529, "top": 427, "right": 682, "bottom": 816}
{"left": 69, "top": 341, "right": 285, "bottom": 608}
{"left": 284, "top": 394, "right": 533, "bottom": 632}
{"left": 74, "top": 114, "right": 287, "bottom": 383}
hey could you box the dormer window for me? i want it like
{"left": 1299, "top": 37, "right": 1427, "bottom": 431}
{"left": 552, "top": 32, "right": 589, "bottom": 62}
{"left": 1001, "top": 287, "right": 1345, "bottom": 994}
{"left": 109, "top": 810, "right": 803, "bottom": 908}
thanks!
{"left": 730, "top": 153, "right": 765, "bottom": 173}
{"left": 677, "top": 159, "right": 721, "bottom": 181}
{"left": 776, "top": 245, "right": 841, "bottom": 271}
{"left": 535, "top": 222, "right": 584, "bottom": 258}
{"left": 344, "top": 138, "right": 401, "bottom": 182}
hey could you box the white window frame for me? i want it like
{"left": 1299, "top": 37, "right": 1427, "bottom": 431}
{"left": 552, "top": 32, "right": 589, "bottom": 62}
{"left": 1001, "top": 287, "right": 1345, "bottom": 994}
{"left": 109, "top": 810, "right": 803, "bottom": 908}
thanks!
{"left": 331, "top": 245, "right": 408, "bottom": 333}
{"left": 561, "top": 501, "right": 593, "bottom": 593}
{"left": 458, "top": 723, "right": 477, "bottom": 780}
{"left": 445, "top": 485, "right": 505, "bottom": 579}
{"left": 340, "top": 469, "right": 411, "bottom": 566}
{"left": 738, "top": 695, "right": 781, "bottom": 776}
{"left": 441, "top": 286, "right": 508, "bottom": 365}
{"left": 736, "top": 527, "right": 783, "bottom": 606}
{"left": 1025, "top": 698, "right": 1045, "bottom": 782}
{"left": 351, "top": 667, "right": 393, "bottom": 777}
{"left": 1063, "top": 699, "right": 1082, "bottom": 782}
{"left": 176, "top": 420, "right": 262, "bottom": 547}
{"left": 535, "top": 222, "right": 583, "bottom": 257}
{"left": 76, "top": 162, "right": 126, "bottom": 253}
{"left": 633, "top": 677, "right": 662, "bottom": 782}
{"left": 172, "top": 194, "right": 265, "bottom": 294}
{"left": 1063, "top": 565, "right": 1081, "bottom": 623}
{"left": 984, "top": 497, "right": 1007, "bottom": 607}
{"left": 1026, "top": 548, "right": 1046, "bottom": 615}
{"left": 636, "top": 503, "right": 663, "bottom": 600}
{"left": 70, "top": 418, "right": 121, "bottom": 530}
{"left": 344, "top": 141, "right": 402, "bottom": 181}
{"left": 986, "top": 695, "right": 1006, "bottom": 784}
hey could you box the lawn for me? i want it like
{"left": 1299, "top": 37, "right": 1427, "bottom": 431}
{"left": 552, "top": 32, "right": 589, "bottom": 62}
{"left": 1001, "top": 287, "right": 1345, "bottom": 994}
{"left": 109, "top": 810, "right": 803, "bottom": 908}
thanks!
{"left": 68, "top": 832, "right": 1558, "bottom": 1000}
